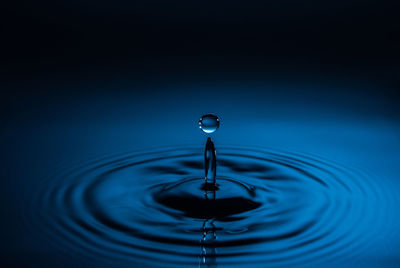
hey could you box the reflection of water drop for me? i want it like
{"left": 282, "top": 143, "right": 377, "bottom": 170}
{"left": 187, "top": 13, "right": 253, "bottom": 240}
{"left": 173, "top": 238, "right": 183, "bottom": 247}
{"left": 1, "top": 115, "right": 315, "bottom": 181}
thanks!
{"left": 199, "top": 114, "right": 219, "bottom": 133}
{"left": 200, "top": 219, "right": 217, "bottom": 268}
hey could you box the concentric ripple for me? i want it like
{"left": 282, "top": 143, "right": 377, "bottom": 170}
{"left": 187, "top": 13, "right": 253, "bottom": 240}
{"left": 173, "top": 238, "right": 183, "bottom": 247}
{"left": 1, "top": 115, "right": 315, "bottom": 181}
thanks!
{"left": 27, "top": 147, "right": 392, "bottom": 267}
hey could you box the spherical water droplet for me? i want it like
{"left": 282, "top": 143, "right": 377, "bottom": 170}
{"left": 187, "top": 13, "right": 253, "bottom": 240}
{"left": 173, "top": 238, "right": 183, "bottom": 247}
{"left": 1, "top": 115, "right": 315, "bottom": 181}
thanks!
{"left": 199, "top": 114, "right": 220, "bottom": 133}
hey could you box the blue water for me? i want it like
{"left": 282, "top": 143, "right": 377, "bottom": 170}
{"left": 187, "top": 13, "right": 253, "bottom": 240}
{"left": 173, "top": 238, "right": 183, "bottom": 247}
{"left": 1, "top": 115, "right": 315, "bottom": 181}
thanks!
{"left": 1, "top": 80, "right": 400, "bottom": 267}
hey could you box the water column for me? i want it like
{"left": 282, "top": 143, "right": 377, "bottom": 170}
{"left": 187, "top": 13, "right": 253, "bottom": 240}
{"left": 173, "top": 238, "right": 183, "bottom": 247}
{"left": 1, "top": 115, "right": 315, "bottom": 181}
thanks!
{"left": 204, "top": 137, "right": 217, "bottom": 186}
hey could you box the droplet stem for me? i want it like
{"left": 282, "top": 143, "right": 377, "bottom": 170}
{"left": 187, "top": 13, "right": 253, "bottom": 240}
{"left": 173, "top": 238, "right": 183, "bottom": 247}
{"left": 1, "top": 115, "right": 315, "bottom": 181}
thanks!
{"left": 204, "top": 137, "right": 217, "bottom": 185}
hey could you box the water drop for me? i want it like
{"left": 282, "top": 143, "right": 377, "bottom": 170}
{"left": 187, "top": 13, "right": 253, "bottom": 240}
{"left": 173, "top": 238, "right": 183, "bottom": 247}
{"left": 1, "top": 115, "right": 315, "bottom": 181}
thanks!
{"left": 199, "top": 114, "right": 219, "bottom": 134}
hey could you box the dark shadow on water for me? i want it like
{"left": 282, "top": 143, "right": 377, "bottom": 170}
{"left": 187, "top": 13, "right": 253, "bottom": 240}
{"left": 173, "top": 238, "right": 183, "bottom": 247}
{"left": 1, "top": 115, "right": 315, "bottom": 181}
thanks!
{"left": 155, "top": 194, "right": 261, "bottom": 219}
{"left": 218, "top": 159, "right": 273, "bottom": 173}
